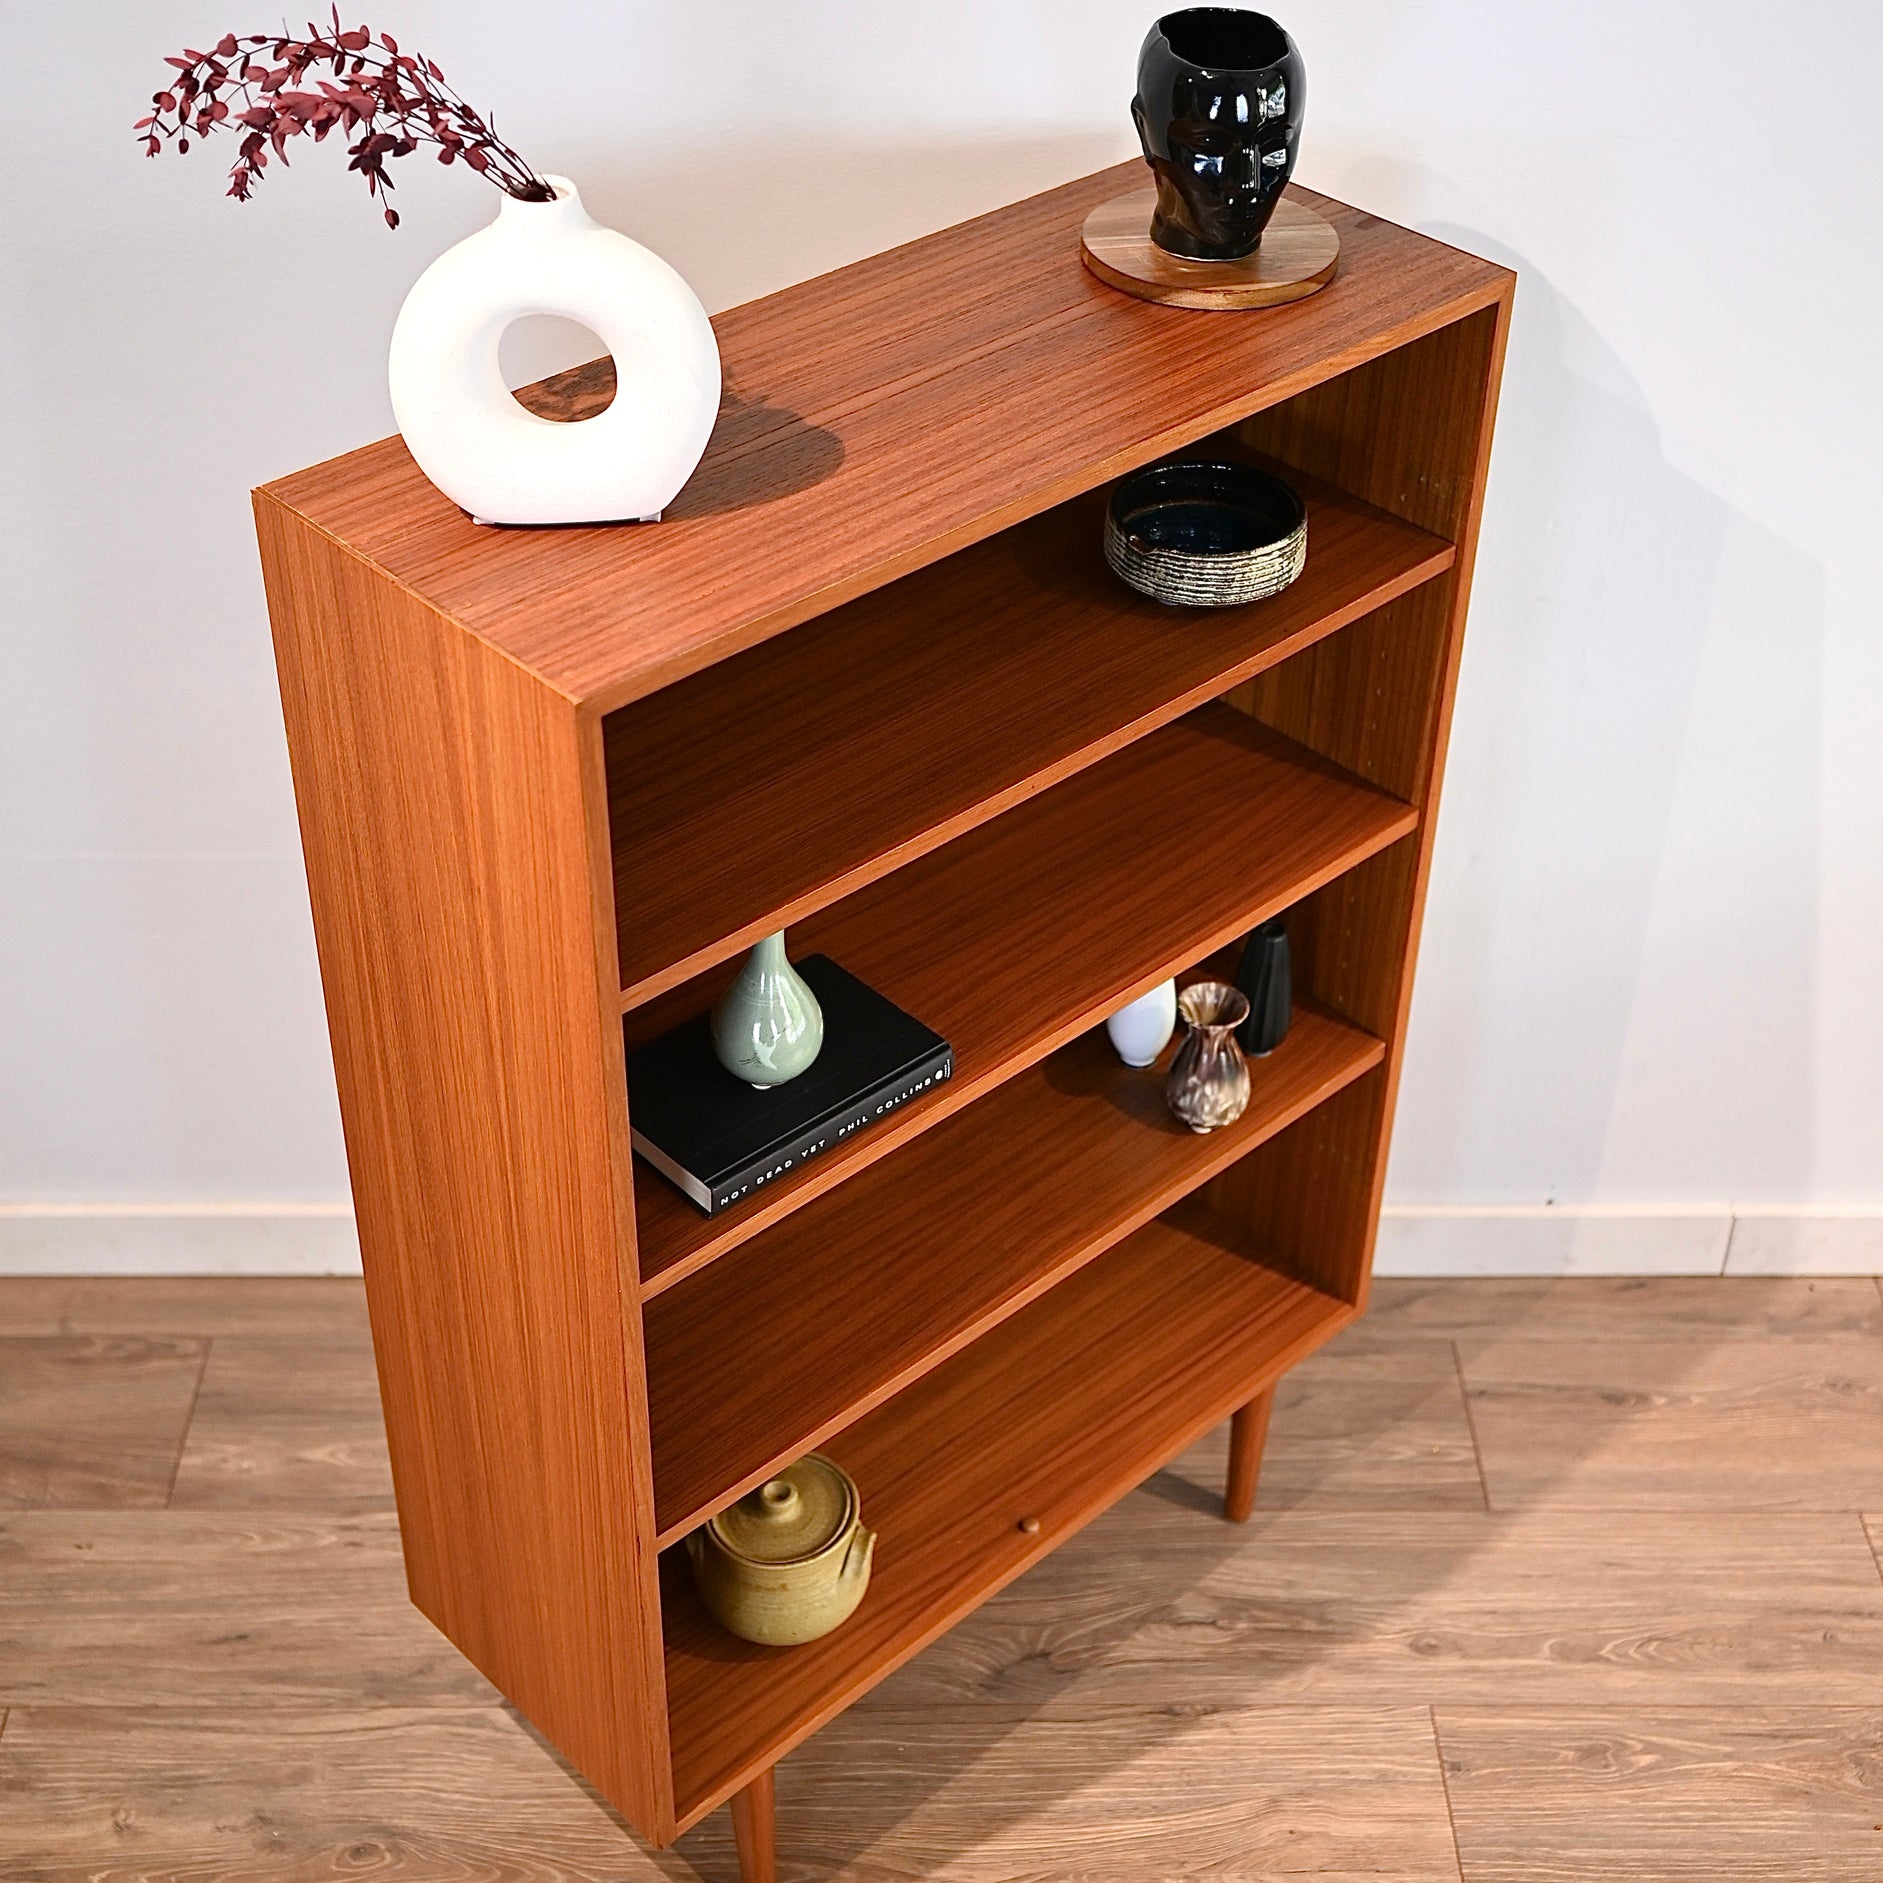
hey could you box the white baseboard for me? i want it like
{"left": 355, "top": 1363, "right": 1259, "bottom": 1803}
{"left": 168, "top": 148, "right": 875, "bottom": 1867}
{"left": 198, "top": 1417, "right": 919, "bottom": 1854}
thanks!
{"left": 0, "top": 1203, "right": 1877, "bottom": 1279}
{"left": 1375, "top": 1206, "right": 1732, "bottom": 1276}
{"left": 1723, "top": 1211, "right": 1883, "bottom": 1276}
{"left": 0, "top": 1205, "right": 361, "bottom": 1275}
{"left": 1377, "top": 1205, "right": 1883, "bottom": 1277}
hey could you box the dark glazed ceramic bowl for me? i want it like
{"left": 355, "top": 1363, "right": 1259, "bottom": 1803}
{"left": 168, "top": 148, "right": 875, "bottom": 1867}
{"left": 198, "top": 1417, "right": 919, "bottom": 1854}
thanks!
{"left": 1104, "top": 460, "right": 1307, "bottom": 606}
{"left": 1133, "top": 9, "right": 1306, "bottom": 260}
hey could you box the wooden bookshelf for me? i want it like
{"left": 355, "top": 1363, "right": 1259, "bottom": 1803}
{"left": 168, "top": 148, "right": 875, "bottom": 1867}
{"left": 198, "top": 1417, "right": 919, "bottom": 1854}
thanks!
{"left": 627, "top": 706, "right": 1416, "bottom": 1292}
{"left": 255, "top": 163, "right": 1511, "bottom": 1875}
{"left": 604, "top": 467, "right": 1449, "bottom": 1004}
{"left": 661, "top": 1192, "right": 1356, "bottom": 1822}
{"left": 645, "top": 991, "right": 1383, "bottom": 1544}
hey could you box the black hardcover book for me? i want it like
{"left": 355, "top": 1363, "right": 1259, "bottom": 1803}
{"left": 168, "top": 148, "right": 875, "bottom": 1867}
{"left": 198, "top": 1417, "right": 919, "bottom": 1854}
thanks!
{"left": 626, "top": 955, "right": 952, "bottom": 1215}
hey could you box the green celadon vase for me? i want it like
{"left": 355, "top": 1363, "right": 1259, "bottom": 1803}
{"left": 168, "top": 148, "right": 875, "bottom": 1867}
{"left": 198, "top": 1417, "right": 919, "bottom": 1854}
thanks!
{"left": 711, "top": 931, "right": 824, "bottom": 1087}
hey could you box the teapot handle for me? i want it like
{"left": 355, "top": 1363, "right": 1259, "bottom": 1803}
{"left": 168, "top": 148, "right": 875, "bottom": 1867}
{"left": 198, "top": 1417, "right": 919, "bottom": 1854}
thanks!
{"left": 842, "top": 1523, "right": 876, "bottom": 1588}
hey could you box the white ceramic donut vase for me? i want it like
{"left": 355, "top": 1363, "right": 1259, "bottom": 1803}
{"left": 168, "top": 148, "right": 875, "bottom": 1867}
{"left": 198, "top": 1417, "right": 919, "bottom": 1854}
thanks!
{"left": 388, "top": 176, "right": 721, "bottom": 526}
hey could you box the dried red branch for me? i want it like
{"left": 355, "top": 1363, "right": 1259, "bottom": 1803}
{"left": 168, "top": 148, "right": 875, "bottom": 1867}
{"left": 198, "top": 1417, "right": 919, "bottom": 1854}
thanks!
{"left": 136, "top": 11, "right": 553, "bottom": 228}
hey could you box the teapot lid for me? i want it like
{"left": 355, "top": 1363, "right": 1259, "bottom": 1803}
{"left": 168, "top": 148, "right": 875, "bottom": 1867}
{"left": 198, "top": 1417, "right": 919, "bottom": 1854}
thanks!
{"left": 708, "top": 1452, "right": 857, "bottom": 1565}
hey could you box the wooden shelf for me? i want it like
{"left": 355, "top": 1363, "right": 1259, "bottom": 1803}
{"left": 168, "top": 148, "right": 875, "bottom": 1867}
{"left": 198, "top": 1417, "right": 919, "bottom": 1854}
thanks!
{"left": 606, "top": 470, "right": 1450, "bottom": 1001}
{"left": 630, "top": 704, "right": 1416, "bottom": 1293}
{"left": 646, "top": 998, "right": 1381, "bottom": 1541}
{"left": 660, "top": 1197, "right": 1352, "bottom": 1827}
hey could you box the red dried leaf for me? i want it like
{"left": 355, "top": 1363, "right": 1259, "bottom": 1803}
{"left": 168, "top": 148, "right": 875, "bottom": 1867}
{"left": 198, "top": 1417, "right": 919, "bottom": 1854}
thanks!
{"left": 137, "top": 21, "right": 551, "bottom": 225}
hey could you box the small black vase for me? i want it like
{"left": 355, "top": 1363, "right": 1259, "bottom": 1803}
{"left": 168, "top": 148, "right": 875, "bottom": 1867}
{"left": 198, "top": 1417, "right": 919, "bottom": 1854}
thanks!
{"left": 1233, "top": 916, "right": 1291, "bottom": 1055}
{"left": 1131, "top": 9, "right": 1306, "bottom": 261}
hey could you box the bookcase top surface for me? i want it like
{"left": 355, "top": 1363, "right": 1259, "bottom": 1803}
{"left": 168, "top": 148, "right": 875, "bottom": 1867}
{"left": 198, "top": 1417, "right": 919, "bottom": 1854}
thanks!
{"left": 261, "top": 161, "right": 1509, "bottom": 711}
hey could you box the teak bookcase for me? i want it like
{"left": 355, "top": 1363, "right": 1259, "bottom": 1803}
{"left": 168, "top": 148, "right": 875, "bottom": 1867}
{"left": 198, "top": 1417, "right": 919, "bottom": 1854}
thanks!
{"left": 256, "top": 164, "right": 1511, "bottom": 1878}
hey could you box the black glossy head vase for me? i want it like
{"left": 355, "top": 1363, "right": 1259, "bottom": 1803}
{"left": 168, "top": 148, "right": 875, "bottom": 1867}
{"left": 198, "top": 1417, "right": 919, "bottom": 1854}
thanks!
{"left": 1132, "top": 9, "right": 1305, "bottom": 261}
{"left": 1104, "top": 460, "right": 1307, "bottom": 607}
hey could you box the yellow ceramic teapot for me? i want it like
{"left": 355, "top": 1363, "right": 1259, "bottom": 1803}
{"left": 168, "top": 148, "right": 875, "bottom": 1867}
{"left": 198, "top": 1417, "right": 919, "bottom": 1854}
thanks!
{"left": 686, "top": 1452, "right": 875, "bottom": 1646}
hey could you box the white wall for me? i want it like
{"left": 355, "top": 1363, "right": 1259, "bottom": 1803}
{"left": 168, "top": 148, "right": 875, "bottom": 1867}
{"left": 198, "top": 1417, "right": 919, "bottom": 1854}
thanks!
{"left": 3, "top": 3, "right": 1878, "bottom": 1266}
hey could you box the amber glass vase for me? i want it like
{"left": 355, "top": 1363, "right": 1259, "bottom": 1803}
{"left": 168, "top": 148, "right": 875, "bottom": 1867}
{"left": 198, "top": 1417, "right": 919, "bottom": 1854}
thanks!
{"left": 1165, "top": 981, "right": 1252, "bottom": 1133}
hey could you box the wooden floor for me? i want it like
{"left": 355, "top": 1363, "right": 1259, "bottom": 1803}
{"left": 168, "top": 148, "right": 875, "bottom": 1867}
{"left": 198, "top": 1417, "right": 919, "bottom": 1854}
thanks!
{"left": 4, "top": 1275, "right": 1882, "bottom": 1881}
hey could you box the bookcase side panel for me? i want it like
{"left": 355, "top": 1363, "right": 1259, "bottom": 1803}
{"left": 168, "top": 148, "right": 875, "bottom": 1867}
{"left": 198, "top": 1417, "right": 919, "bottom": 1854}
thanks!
{"left": 255, "top": 496, "right": 673, "bottom": 1837}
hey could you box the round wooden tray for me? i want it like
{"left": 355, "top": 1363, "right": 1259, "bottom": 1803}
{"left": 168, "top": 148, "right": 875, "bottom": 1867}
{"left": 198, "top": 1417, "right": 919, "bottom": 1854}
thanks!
{"left": 1080, "top": 187, "right": 1338, "bottom": 310}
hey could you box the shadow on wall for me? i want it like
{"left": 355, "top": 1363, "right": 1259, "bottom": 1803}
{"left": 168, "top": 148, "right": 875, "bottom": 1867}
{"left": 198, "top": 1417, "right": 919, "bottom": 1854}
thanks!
{"left": 1341, "top": 162, "right": 1826, "bottom": 1210}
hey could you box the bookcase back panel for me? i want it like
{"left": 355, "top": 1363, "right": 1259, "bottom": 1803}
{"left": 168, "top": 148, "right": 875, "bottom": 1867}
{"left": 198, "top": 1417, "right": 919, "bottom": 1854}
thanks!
{"left": 1237, "top": 306, "right": 1504, "bottom": 542}
{"left": 1207, "top": 1061, "right": 1393, "bottom": 1306}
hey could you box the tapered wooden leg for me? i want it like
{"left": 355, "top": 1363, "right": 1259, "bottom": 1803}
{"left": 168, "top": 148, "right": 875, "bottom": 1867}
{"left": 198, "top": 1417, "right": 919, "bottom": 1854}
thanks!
{"left": 729, "top": 1767, "right": 776, "bottom": 1883}
{"left": 1224, "top": 1387, "right": 1275, "bottom": 1523}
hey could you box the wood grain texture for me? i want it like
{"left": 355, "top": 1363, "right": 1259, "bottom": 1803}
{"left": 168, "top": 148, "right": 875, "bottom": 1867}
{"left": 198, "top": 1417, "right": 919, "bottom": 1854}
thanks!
{"left": 646, "top": 1003, "right": 1381, "bottom": 1541}
{"left": 887, "top": 1508, "right": 1883, "bottom": 1710}
{"left": 678, "top": 1704, "right": 1460, "bottom": 1882}
{"left": 261, "top": 172, "right": 1509, "bottom": 711}
{"left": 729, "top": 1767, "right": 776, "bottom": 1883}
{"left": 1224, "top": 1390, "right": 1275, "bottom": 1522}
{"left": 168, "top": 1339, "right": 394, "bottom": 1510}
{"left": 1460, "top": 1340, "right": 1883, "bottom": 1509}
{"left": 0, "top": 1337, "right": 205, "bottom": 1509}
{"left": 0, "top": 1705, "right": 663, "bottom": 1883}
{"left": 1435, "top": 1707, "right": 1883, "bottom": 1883}
{"left": 255, "top": 499, "right": 672, "bottom": 1834}
{"left": 605, "top": 470, "right": 1449, "bottom": 1000}
{"left": 632, "top": 706, "right": 1415, "bottom": 1292}
{"left": 662, "top": 1202, "right": 1351, "bottom": 1828}
{"left": 0, "top": 1277, "right": 371, "bottom": 1341}
{"left": 1081, "top": 188, "right": 1340, "bottom": 310}
{"left": 251, "top": 167, "right": 1513, "bottom": 1858}
{"left": 0, "top": 1511, "right": 493, "bottom": 1708}
{"left": 1367, "top": 1276, "right": 1883, "bottom": 1344}
{"left": 1158, "top": 1335, "right": 1484, "bottom": 1515}
{"left": 1211, "top": 297, "right": 1513, "bottom": 1312}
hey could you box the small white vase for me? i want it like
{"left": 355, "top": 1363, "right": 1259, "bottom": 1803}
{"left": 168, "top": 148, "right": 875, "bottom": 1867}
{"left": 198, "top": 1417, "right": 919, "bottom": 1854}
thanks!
{"left": 388, "top": 176, "right": 721, "bottom": 525}
{"left": 1105, "top": 979, "right": 1178, "bottom": 1068}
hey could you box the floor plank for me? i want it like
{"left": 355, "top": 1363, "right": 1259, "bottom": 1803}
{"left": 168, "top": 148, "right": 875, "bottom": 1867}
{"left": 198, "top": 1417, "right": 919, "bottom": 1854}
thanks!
{"left": 1365, "top": 1277, "right": 1883, "bottom": 1343}
{"left": 1865, "top": 1515, "right": 1883, "bottom": 1585}
{"left": 883, "top": 1507, "right": 1883, "bottom": 1708}
{"left": 1155, "top": 1337, "right": 1483, "bottom": 1512}
{"left": 0, "top": 1277, "right": 370, "bottom": 1341}
{"left": 0, "top": 1705, "right": 668, "bottom": 1883}
{"left": 169, "top": 1339, "right": 394, "bottom": 1509}
{"left": 679, "top": 1703, "right": 1461, "bottom": 1881}
{"left": 1435, "top": 1707, "right": 1883, "bottom": 1883}
{"left": 0, "top": 1511, "right": 493, "bottom": 1707}
{"left": 0, "top": 1336, "right": 206, "bottom": 1509}
{"left": 1460, "top": 1340, "right": 1883, "bottom": 1508}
